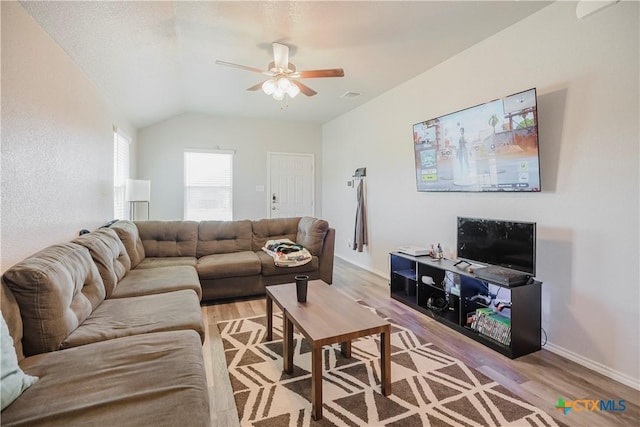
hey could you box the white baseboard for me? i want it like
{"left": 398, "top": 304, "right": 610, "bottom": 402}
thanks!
{"left": 335, "top": 254, "right": 387, "bottom": 279}
{"left": 335, "top": 255, "right": 640, "bottom": 391}
{"left": 544, "top": 342, "right": 640, "bottom": 391}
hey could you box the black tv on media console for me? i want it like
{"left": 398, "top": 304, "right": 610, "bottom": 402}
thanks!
{"left": 413, "top": 88, "right": 541, "bottom": 192}
{"left": 456, "top": 216, "right": 536, "bottom": 277}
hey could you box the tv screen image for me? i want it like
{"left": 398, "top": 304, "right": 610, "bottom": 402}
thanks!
{"left": 413, "top": 88, "right": 541, "bottom": 192}
{"left": 457, "top": 217, "right": 536, "bottom": 276}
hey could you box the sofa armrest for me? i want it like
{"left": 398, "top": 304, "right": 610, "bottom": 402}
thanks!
{"left": 318, "top": 228, "right": 335, "bottom": 284}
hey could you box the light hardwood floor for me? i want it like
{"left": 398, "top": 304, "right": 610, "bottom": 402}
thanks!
{"left": 201, "top": 257, "right": 639, "bottom": 427}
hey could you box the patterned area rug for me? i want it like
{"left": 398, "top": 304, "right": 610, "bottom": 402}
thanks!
{"left": 218, "top": 306, "right": 559, "bottom": 427}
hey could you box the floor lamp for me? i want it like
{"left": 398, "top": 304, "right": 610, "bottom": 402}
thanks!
{"left": 125, "top": 179, "right": 151, "bottom": 220}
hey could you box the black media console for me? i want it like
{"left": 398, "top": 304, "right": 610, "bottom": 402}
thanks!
{"left": 389, "top": 252, "right": 541, "bottom": 358}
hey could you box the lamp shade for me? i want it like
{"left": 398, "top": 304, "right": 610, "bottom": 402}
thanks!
{"left": 125, "top": 179, "right": 151, "bottom": 202}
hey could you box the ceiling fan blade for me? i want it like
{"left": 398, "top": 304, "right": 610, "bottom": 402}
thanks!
{"left": 272, "top": 42, "right": 289, "bottom": 71}
{"left": 216, "top": 60, "right": 273, "bottom": 76}
{"left": 246, "top": 81, "right": 266, "bottom": 91}
{"left": 292, "top": 80, "right": 317, "bottom": 97}
{"left": 296, "top": 68, "right": 345, "bottom": 78}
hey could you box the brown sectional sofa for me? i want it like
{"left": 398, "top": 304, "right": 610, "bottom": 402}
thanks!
{"left": 1, "top": 231, "right": 208, "bottom": 426}
{"left": 0, "top": 216, "right": 334, "bottom": 425}
{"left": 113, "top": 216, "right": 335, "bottom": 301}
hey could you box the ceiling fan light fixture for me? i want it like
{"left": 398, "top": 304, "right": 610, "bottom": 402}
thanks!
{"left": 272, "top": 88, "right": 285, "bottom": 101}
{"left": 277, "top": 76, "right": 291, "bottom": 91}
{"left": 263, "top": 76, "right": 299, "bottom": 100}
{"left": 286, "top": 83, "right": 300, "bottom": 98}
{"left": 217, "top": 42, "right": 343, "bottom": 103}
{"left": 262, "top": 79, "right": 277, "bottom": 95}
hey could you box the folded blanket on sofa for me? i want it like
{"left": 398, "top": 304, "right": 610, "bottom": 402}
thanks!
{"left": 262, "top": 239, "right": 312, "bottom": 267}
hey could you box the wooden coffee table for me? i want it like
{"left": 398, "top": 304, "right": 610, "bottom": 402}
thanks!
{"left": 266, "top": 280, "right": 391, "bottom": 421}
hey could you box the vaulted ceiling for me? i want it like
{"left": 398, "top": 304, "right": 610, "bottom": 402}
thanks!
{"left": 20, "top": 1, "right": 551, "bottom": 128}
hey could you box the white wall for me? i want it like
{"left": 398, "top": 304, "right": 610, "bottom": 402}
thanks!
{"left": 322, "top": 1, "right": 639, "bottom": 388}
{"left": 0, "top": 2, "right": 136, "bottom": 271}
{"left": 137, "top": 113, "right": 322, "bottom": 220}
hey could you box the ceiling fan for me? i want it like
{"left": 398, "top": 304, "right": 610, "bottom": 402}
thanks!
{"left": 216, "top": 42, "right": 344, "bottom": 101}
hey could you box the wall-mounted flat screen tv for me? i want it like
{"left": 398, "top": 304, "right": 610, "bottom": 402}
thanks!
{"left": 457, "top": 217, "right": 536, "bottom": 276}
{"left": 413, "top": 88, "right": 541, "bottom": 192}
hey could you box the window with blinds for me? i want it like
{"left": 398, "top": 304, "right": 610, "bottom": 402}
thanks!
{"left": 184, "top": 150, "right": 233, "bottom": 221}
{"left": 113, "top": 129, "right": 130, "bottom": 219}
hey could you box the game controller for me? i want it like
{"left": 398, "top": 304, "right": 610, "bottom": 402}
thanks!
{"left": 469, "top": 294, "right": 491, "bottom": 305}
{"left": 494, "top": 299, "right": 512, "bottom": 311}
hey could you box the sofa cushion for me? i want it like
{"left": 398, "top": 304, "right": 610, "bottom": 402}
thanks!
{"left": 197, "top": 220, "right": 252, "bottom": 257}
{"left": 296, "top": 216, "right": 329, "bottom": 256}
{"left": 112, "top": 266, "right": 202, "bottom": 300}
{"left": 1, "top": 243, "right": 106, "bottom": 357}
{"left": 110, "top": 220, "right": 145, "bottom": 268}
{"left": 197, "top": 251, "right": 261, "bottom": 279}
{"left": 73, "top": 228, "right": 131, "bottom": 297}
{"left": 0, "top": 282, "right": 25, "bottom": 362}
{"left": 136, "top": 257, "right": 197, "bottom": 269}
{"left": 2, "top": 331, "right": 210, "bottom": 427}
{"left": 62, "top": 290, "right": 204, "bottom": 348}
{"left": 251, "top": 217, "right": 300, "bottom": 251}
{"left": 256, "top": 251, "right": 319, "bottom": 277}
{"left": 1, "top": 316, "right": 38, "bottom": 411}
{"left": 136, "top": 221, "right": 198, "bottom": 257}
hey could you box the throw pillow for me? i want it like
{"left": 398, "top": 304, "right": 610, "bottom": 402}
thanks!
{"left": 1, "top": 314, "right": 38, "bottom": 410}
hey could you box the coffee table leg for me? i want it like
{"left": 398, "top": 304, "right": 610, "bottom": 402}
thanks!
{"left": 380, "top": 325, "right": 391, "bottom": 396}
{"left": 311, "top": 345, "right": 323, "bottom": 420}
{"left": 283, "top": 315, "right": 294, "bottom": 374}
{"left": 266, "top": 294, "right": 273, "bottom": 341}
{"left": 340, "top": 341, "right": 351, "bottom": 358}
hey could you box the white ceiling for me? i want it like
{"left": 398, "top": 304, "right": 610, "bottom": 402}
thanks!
{"left": 20, "top": 1, "right": 552, "bottom": 128}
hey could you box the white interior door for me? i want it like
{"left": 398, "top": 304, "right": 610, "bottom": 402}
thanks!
{"left": 268, "top": 153, "right": 314, "bottom": 218}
